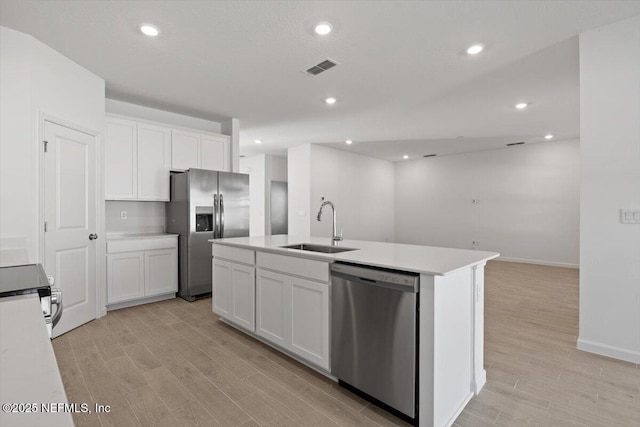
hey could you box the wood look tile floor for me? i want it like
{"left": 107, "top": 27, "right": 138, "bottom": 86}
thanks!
{"left": 52, "top": 261, "right": 640, "bottom": 427}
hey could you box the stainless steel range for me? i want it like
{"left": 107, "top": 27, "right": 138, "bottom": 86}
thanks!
{"left": 0, "top": 264, "right": 62, "bottom": 338}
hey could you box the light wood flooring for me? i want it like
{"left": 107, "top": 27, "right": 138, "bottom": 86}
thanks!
{"left": 52, "top": 261, "right": 640, "bottom": 427}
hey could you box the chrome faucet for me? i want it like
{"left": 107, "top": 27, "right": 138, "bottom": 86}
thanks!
{"left": 317, "top": 198, "right": 343, "bottom": 245}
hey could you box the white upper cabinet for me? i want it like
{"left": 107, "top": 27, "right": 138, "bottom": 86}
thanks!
{"left": 106, "top": 114, "right": 230, "bottom": 201}
{"left": 171, "top": 130, "right": 230, "bottom": 172}
{"left": 200, "top": 134, "right": 229, "bottom": 171}
{"left": 105, "top": 117, "right": 137, "bottom": 199}
{"left": 137, "top": 123, "right": 171, "bottom": 201}
{"left": 171, "top": 129, "right": 200, "bottom": 171}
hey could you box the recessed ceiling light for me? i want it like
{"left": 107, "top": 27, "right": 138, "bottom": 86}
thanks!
{"left": 254, "top": 139, "right": 262, "bottom": 144}
{"left": 515, "top": 102, "right": 529, "bottom": 110}
{"left": 314, "top": 23, "right": 332, "bottom": 36}
{"left": 403, "top": 155, "right": 409, "bottom": 160}
{"left": 544, "top": 134, "right": 554, "bottom": 140}
{"left": 140, "top": 24, "right": 159, "bottom": 37}
{"left": 325, "top": 97, "right": 337, "bottom": 105}
{"left": 345, "top": 140, "right": 353, "bottom": 145}
{"left": 466, "top": 44, "right": 484, "bottom": 55}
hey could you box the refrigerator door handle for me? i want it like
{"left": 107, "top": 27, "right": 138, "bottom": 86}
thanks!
{"left": 213, "top": 194, "right": 219, "bottom": 238}
{"left": 220, "top": 194, "right": 225, "bottom": 238}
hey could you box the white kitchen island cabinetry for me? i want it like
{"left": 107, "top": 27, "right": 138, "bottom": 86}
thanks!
{"left": 212, "top": 245, "right": 256, "bottom": 331}
{"left": 211, "top": 235, "right": 499, "bottom": 427}
{"left": 256, "top": 252, "right": 330, "bottom": 370}
{"left": 106, "top": 234, "right": 178, "bottom": 309}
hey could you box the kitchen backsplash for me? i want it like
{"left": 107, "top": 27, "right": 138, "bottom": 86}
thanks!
{"left": 105, "top": 201, "right": 166, "bottom": 235}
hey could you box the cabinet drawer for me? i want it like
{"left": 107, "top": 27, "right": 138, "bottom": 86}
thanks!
{"left": 107, "top": 236, "right": 177, "bottom": 254}
{"left": 213, "top": 244, "right": 255, "bottom": 265}
{"left": 257, "top": 252, "right": 329, "bottom": 283}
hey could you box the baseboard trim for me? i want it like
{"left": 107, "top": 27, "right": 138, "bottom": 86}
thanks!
{"left": 443, "top": 392, "right": 473, "bottom": 427}
{"left": 495, "top": 257, "right": 579, "bottom": 269}
{"left": 106, "top": 292, "right": 176, "bottom": 311}
{"left": 577, "top": 338, "right": 640, "bottom": 364}
{"left": 472, "top": 369, "right": 486, "bottom": 395}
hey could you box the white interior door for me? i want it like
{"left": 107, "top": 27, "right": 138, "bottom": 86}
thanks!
{"left": 43, "top": 121, "right": 97, "bottom": 337}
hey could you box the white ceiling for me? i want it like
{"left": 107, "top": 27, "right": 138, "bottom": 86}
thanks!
{"left": 1, "top": 1, "right": 639, "bottom": 160}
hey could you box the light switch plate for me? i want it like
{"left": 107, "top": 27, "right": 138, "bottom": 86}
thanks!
{"left": 620, "top": 209, "right": 640, "bottom": 224}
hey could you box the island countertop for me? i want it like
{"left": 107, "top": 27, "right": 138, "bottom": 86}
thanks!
{"left": 210, "top": 235, "right": 499, "bottom": 276}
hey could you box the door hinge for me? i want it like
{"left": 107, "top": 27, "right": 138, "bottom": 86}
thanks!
{"left": 44, "top": 221, "right": 48, "bottom": 232}
{"left": 43, "top": 140, "right": 48, "bottom": 152}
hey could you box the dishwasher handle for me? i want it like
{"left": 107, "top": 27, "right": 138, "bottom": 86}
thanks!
{"left": 331, "top": 263, "right": 419, "bottom": 293}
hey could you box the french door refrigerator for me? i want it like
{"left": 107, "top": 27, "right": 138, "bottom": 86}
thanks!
{"left": 167, "top": 169, "right": 249, "bottom": 301}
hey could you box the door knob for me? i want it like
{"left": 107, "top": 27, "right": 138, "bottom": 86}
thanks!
{"left": 89, "top": 234, "right": 98, "bottom": 240}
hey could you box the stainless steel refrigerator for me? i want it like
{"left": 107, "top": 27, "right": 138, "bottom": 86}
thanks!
{"left": 167, "top": 169, "right": 249, "bottom": 301}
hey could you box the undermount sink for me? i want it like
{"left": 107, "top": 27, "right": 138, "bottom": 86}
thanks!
{"left": 280, "top": 243, "right": 358, "bottom": 254}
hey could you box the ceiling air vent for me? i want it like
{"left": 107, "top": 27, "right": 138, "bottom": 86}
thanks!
{"left": 506, "top": 142, "right": 525, "bottom": 146}
{"left": 305, "top": 58, "right": 339, "bottom": 76}
{"left": 423, "top": 154, "right": 437, "bottom": 158}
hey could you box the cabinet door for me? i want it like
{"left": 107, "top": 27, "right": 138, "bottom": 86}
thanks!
{"left": 137, "top": 123, "right": 171, "bottom": 201}
{"left": 212, "top": 259, "right": 232, "bottom": 318}
{"left": 171, "top": 130, "right": 200, "bottom": 171}
{"left": 145, "top": 249, "right": 178, "bottom": 297}
{"left": 289, "top": 277, "right": 330, "bottom": 370}
{"left": 107, "top": 252, "right": 145, "bottom": 304}
{"left": 105, "top": 117, "right": 137, "bottom": 199}
{"left": 230, "top": 264, "right": 255, "bottom": 331}
{"left": 200, "top": 134, "right": 229, "bottom": 171}
{"left": 256, "top": 269, "right": 290, "bottom": 348}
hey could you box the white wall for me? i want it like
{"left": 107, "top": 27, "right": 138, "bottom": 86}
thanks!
{"left": 106, "top": 99, "right": 222, "bottom": 133}
{"left": 0, "top": 26, "right": 105, "bottom": 263}
{"left": 265, "top": 155, "right": 288, "bottom": 235}
{"left": 288, "top": 144, "right": 395, "bottom": 242}
{"left": 105, "top": 201, "right": 166, "bottom": 235}
{"left": 395, "top": 139, "right": 580, "bottom": 267}
{"left": 288, "top": 145, "right": 312, "bottom": 237}
{"left": 578, "top": 16, "right": 640, "bottom": 363}
{"left": 240, "top": 154, "right": 288, "bottom": 236}
{"left": 240, "top": 154, "right": 267, "bottom": 236}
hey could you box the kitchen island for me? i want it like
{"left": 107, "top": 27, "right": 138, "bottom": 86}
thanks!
{"left": 210, "top": 235, "right": 498, "bottom": 427}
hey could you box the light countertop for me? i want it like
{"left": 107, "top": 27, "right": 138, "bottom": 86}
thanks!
{"left": 106, "top": 233, "right": 178, "bottom": 240}
{"left": 210, "top": 235, "right": 499, "bottom": 276}
{"left": 0, "top": 294, "right": 73, "bottom": 427}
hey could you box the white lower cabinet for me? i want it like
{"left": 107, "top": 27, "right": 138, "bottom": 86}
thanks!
{"left": 256, "top": 267, "right": 330, "bottom": 371}
{"left": 212, "top": 258, "right": 232, "bottom": 318}
{"left": 211, "top": 245, "right": 330, "bottom": 371}
{"left": 107, "top": 236, "right": 178, "bottom": 307}
{"left": 256, "top": 269, "right": 289, "bottom": 348}
{"left": 212, "top": 246, "right": 256, "bottom": 332}
{"left": 107, "top": 252, "right": 145, "bottom": 304}
{"left": 145, "top": 250, "right": 179, "bottom": 296}
{"left": 289, "top": 277, "right": 330, "bottom": 368}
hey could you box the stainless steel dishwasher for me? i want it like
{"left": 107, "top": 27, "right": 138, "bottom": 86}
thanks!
{"left": 330, "top": 262, "right": 419, "bottom": 422}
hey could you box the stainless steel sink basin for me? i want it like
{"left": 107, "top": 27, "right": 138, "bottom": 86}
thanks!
{"left": 280, "top": 243, "right": 358, "bottom": 254}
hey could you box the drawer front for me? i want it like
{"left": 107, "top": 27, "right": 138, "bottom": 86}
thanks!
{"left": 213, "top": 244, "right": 255, "bottom": 266}
{"left": 107, "top": 236, "right": 177, "bottom": 254}
{"left": 257, "top": 252, "right": 329, "bottom": 283}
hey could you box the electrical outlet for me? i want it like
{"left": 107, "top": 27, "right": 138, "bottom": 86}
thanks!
{"left": 472, "top": 199, "right": 480, "bottom": 205}
{"left": 620, "top": 209, "right": 640, "bottom": 224}
{"left": 120, "top": 211, "right": 127, "bottom": 220}
{"left": 472, "top": 241, "right": 480, "bottom": 249}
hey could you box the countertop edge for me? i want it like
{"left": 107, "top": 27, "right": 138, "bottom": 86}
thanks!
{"left": 210, "top": 239, "right": 499, "bottom": 276}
